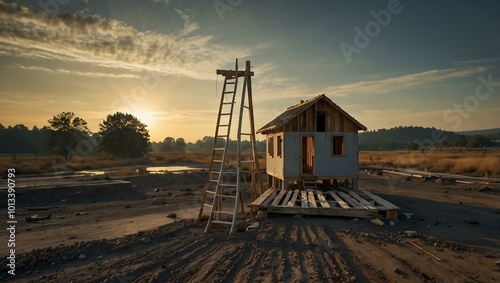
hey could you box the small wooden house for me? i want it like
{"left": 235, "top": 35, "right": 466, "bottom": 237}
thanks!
{"left": 257, "top": 94, "right": 367, "bottom": 190}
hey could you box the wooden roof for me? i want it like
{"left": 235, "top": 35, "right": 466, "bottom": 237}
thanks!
{"left": 257, "top": 94, "right": 367, "bottom": 134}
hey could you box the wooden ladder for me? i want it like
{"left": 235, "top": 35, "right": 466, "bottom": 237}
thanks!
{"left": 198, "top": 59, "right": 263, "bottom": 236}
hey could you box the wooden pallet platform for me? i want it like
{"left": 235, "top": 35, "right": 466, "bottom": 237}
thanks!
{"left": 251, "top": 187, "right": 399, "bottom": 220}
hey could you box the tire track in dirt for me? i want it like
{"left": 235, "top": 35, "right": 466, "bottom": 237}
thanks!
{"left": 300, "top": 225, "right": 324, "bottom": 282}
{"left": 337, "top": 231, "right": 438, "bottom": 282}
{"left": 194, "top": 244, "right": 247, "bottom": 282}
{"left": 314, "top": 226, "right": 344, "bottom": 282}
{"left": 306, "top": 226, "right": 335, "bottom": 282}
{"left": 321, "top": 225, "right": 369, "bottom": 282}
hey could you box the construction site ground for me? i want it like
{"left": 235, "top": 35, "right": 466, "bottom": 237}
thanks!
{"left": 1, "top": 170, "right": 500, "bottom": 282}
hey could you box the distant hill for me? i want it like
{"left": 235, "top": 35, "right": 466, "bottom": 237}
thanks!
{"left": 358, "top": 126, "right": 500, "bottom": 150}
{"left": 456, "top": 128, "right": 500, "bottom": 136}
{"left": 359, "top": 126, "right": 457, "bottom": 150}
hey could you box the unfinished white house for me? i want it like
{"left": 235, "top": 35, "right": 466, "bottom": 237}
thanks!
{"left": 257, "top": 94, "right": 367, "bottom": 190}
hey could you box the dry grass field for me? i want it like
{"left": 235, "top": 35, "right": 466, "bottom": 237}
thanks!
{"left": 360, "top": 149, "right": 500, "bottom": 177}
{"left": 0, "top": 152, "right": 266, "bottom": 175}
{"left": 1, "top": 149, "right": 498, "bottom": 177}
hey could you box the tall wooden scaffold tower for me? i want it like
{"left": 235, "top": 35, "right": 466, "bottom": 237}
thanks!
{"left": 198, "top": 59, "right": 263, "bottom": 235}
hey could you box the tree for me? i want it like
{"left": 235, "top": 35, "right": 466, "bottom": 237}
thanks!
{"left": 451, "top": 135, "right": 467, "bottom": 148}
{"left": 160, "top": 137, "right": 175, "bottom": 152}
{"left": 406, "top": 141, "right": 419, "bottom": 151}
{"left": 45, "top": 112, "right": 90, "bottom": 160}
{"left": 467, "top": 135, "right": 489, "bottom": 148}
{"left": 175, "top": 138, "right": 186, "bottom": 152}
{"left": 98, "top": 112, "right": 151, "bottom": 158}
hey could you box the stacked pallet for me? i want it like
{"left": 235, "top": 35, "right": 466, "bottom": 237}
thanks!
{"left": 251, "top": 187, "right": 398, "bottom": 220}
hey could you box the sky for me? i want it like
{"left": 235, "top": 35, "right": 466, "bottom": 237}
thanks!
{"left": 0, "top": 0, "right": 499, "bottom": 142}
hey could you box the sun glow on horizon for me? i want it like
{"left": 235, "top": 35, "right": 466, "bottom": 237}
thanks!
{"left": 129, "top": 108, "right": 154, "bottom": 129}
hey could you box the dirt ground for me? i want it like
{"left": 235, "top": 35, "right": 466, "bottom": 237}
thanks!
{"left": 1, "top": 170, "right": 500, "bottom": 282}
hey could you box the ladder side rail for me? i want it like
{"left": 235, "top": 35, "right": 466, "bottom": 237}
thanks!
{"left": 231, "top": 61, "right": 248, "bottom": 235}
{"left": 245, "top": 61, "right": 264, "bottom": 199}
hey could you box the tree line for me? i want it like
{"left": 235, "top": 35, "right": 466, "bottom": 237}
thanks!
{"left": 1, "top": 112, "right": 150, "bottom": 159}
{"left": 151, "top": 136, "right": 266, "bottom": 153}
{"left": 0, "top": 112, "right": 266, "bottom": 159}
{"left": 359, "top": 126, "right": 500, "bottom": 151}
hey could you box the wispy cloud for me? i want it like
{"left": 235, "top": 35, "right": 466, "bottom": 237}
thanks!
{"left": 175, "top": 8, "right": 199, "bottom": 36}
{"left": 323, "top": 67, "right": 488, "bottom": 97}
{"left": 0, "top": 1, "right": 249, "bottom": 80}
{"left": 453, "top": 57, "right": 500, "bottom": 65}
{"left": 7, "top": 64, "right": 140, "bottom": 78}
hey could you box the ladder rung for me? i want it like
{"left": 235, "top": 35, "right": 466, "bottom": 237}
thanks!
{"left": 206, "top": 190, "right": 216, "bottom": 194}
{"left": 213, "top": 148, "right": 226, "bottom": 151}
{"left": 209, "top": 179, "right": 218, "bottom": 183}
{"left": 240, "top": 133, "right": 252, "bottom": 135}
{"left": 220, "top": 113, "right": 231, "bottom": 115}
{"left": 213, "top": 160, "right": 223, "bottom": 163}
{"left": 241, "top": 160, "right": 255, "bottom": 163}
{"left": 210, "top": 220, "right": 232, "bottom": 225}
{"left": 243, "top": 106, "right": 249, "bottom": 109}
{"left": 216, "top": 194, "right": 237, "bottom": 199}
{"left": 222, "top": 102, "right": 235, "bottom": 105}
{"left": 212, "top": 211, "right": 234, "bottom": 216}
{"left": 223, "top": 91, "right": 234, "bottom": 94}
{"left": 218, "top": 184, "right": 238, "bottom": 187}
{"left": 203, "top": 203, "right": 213, "bottom": 208}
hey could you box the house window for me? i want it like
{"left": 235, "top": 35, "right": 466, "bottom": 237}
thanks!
{"left": 277, "top": 135, "right": 283, "bottom": 157}
{"left": 316, "top": 111, "right": 326, "bottom": 132}
{"left": 268, "top": 137, "right": 274, "bottom": 157}
{"left": 332, "top": 136, "right": 344, "bottom": 156}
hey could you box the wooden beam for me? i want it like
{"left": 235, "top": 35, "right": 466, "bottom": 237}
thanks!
{"left": 266, "top": 206, "right": 380, "bottom": 218}
{"left": 216, "top": 70, "right": 254, "bottom": 77}
{"left": 300, "top": 191, "right": 308, "bottom": 208}
{"left": 287, "top": 189, "right": 300, "bottom": 207}
{"left": 346, "top": 191, "right": 377, "bottom": 210}
{"left": 328, "top": 192, "right": 350, "bottom": 209}
{"left": 316, "top": 191, "right": 330, "bottom": 208}
{"left": 307, "top": 191, "right": 317, "bottom": 208}
{"left": 338, "top": 192, "right": 364, "bottom": 209}
{"left": 281, "top": 191, "right": 293, "bottom": 207}
{"left": 261, "top": 189, "right": 278, "bottom": 207}
{"left": 271, "top": 189, "right": 287, "bottom": 206}
{"left": 360, "top": 190, "right": 399, "bottom": 210}
{"left": 251, "top": 188, "right": 275, "bottom": 207}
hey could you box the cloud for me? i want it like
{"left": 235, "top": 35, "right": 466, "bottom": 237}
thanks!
{"left": 175, "top": 8, "right": 199, "bottom": 36}
{"left": 323, "top": 67, "right": 488, "bottom": 97}
{"left": 7, "top": 64, "right": 140, "bottom": 78}
{"left": 0, "top": 1, "right": 249, "bottom": 80}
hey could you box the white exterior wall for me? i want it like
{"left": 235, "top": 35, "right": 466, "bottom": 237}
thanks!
{"left": 265, "top": 133, "right": 285, "bottom": 179}
{"left": 266, "top": 132, "right": 359, "bottom": 180}
{"left": 313, "top": 132, "right": 358, "bottom": 178}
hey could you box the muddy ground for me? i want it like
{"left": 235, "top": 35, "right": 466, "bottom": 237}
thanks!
{"left": 1, "top": 170, "right": 500, "bottom": 282}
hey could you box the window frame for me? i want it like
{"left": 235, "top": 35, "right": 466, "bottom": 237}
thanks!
{"left": 277, "top": 135, "right": 283, "bottom": 158}
{"left": 331, "top": 135, "right": 345, "bottom": 157}
{"left": 268, "top": 136, "right": 274, "bottom": 157}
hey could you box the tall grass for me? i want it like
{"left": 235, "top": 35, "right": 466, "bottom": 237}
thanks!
{"left": 359, "top": 149, "right": 500, "bottom": 177}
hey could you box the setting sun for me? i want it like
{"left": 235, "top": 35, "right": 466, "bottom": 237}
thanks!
{"left": 130, "top": 108, "right": 154, "bottom": 128}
